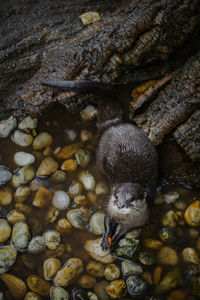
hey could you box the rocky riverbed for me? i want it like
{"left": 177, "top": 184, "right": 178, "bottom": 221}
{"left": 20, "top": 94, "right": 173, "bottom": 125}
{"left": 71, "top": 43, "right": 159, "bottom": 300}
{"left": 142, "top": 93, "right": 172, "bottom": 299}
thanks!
{"left": 0, "top": 105, "right": 200, "bottom": 300}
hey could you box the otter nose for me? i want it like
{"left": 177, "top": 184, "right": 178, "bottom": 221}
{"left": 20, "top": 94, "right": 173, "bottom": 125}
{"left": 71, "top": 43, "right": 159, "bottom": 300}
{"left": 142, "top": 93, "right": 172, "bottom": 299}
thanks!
{"left": 117, "top": 202, "right": 125, "bottom": 209}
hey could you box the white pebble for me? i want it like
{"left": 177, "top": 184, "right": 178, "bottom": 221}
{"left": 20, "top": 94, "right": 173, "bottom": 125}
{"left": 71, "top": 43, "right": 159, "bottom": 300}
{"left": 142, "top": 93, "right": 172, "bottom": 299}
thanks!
{"left": 79, "top": 171, "right": 96, "bottom": 190}
{"left": 52, "top": 191, "right": 70, "bottom": 210}
{"left": 14, "top": 152, "right": 35, "bottom": 166}
{"left": 18, "top": 116, "right": 37, "bottom": 130}
{"left": 0, "top": 116, "right": 17, "bottom": 138}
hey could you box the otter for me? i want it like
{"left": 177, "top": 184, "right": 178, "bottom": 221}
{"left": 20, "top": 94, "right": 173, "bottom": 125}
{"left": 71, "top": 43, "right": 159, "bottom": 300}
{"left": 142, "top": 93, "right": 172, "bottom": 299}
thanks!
{"left": 42, "top": 80, "right": 159, "bottom": 250}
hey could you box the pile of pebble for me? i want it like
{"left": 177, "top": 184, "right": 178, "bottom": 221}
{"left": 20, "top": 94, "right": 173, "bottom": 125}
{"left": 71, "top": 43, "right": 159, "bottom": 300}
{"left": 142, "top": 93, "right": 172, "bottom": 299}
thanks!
{"left": 0, "top": 106, "right": 200, "bottom": 300}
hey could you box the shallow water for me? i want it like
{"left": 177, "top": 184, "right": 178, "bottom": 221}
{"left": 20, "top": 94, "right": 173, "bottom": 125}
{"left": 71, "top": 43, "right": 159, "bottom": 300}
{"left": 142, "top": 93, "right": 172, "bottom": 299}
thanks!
{"left": 0, "top": 104, "right": 200, "bottom": 300}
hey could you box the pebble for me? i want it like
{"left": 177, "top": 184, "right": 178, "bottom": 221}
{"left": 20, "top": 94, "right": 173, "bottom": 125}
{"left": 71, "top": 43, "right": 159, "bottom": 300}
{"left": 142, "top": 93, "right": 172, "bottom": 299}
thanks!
{"left": 88, "top": 291, "right": 98, "bottom": 300}
{"left": 15, "top": 203, "right": 33, "bottom": 216}
{"left": 0, "top": 116, "right": 17, "bottom": 138}
{"left": 33, "top": 132, "right": 53, "bottom": 150}
{"left": 37, "top": 157, "right": 59, "bottom": 177}
{"left": 161, "top": 210, "right": 176, "bottom": 228}
{"left": 95, "top": 181, "right": 109, "bottom": 195}
{"left": 11, "top": 166, "right": 35, "bottom": 188}
{"left": 43, "top": 258, "right": 61, "bottom": 280}
{"left": 80, "top": 12, "right": 100, "bottom": 26}
{"left": 189, "top": 228, "right": 199, "bottom": 238}
{"left": 28, "top": 236, "right": 46, "bottom": 254}
{"left": 14, "top": 152, "right": 35, "bottom": 166}
{"left": 0, "top": 245, "right": 17, "bottom": 273}
{"left": 174, "top": 199, "right": 187, "bottom": 211}
{"left": 121, "top": 261, "right": 143, "bottom": 276}
{"left": 90, "top": 211, "right": 105, "bottom": 235}
{"left": 126, "top": 275, "right": 148, "bottom": 297}
{"left": 11, "top": 130, "right": 33, "bottom": 147}
{"left": 106, "top": 279, "right": 127, "bottom": 299}
{"left": 43, "top": 146, "right": 52, "bottom": 157}
{"left": 138, "top": 250, "right": 155, "bottom": 265}
{"left": 84, "top": 238, "right": 115, "bottom": 264}
{"left": 182, "top": 247, "right": 200, "bottom": 264}
{"left": 80, "top": 105, "right": 97, "bottom": 120}
{"left": 14, "top": 186, "right": 31, "bottom": 203}
{"left": 45, "top": 244, "right": 65, "bottom": 258}
{"left": 67, "top": 208, "right": 90, "bottom": 229}
{"left": 167, "top": 290, "right": 185, "bottom": 300}
{"left": 94, "top": 281, "right": 110, "bottom": 300}
{"left": 0, "top": 219, "right": 11, "bottom": 243}
{"left": 142, "top": 271, "right": 153, "bottom": 286}
{"left": 164, "top": 191, "right": 179, "bottom": 204}
{"left": 12, "top": 222, "right": 31, "bottom": 250}
{"left": 104, "top": 264, "right": 120, "bottom": 281}
{"left": 54, "top": 257, "right": 84, "bottom": 287}
{"left": 26, "top": 275, "right": 52, "bottom": 296}
{"left": 0, "top": 186, "right": 12, "bottom": 205}
{"left": 50, "top": 286, "right": 70, "bottom": 300}
{"left": 24, "top": 291, "right": 42, "bottom": 300}
{"left": 74, "top": 195, "right": 88, "bottom": 207}
{"left": 80, "top": 129, "right": 92, "bottom": 142}
{"left": 75, "top": 149, "right": 91, "bottom": 167}
{"left": 86, "top": 260, "right": 105, "bottom": 277}
{"left": 61, "top": 159, "right": 77, "bottom": 171}
{"left": 78, "top": 171, "right": 96, "bottom": 190}
{"left": 56, "top": 218, "right": 72, "bottom": 235}
{"left": 78, "top": 274, "right": 97, "bottom": 289}
{"left": 155, "top": 268, "right": 181, "bottom": 295}
{"left": 45, "top": 207, "right": 60, "bottom": 224}
{"left": 68, "top": 181, "right": 84, "bottom": 199}
{"left": 0, "top": 273, "right": 27, "bottom": 299}
{"left": 33, "top": 186, "right": 52, "bottom": 208}
{"left": 158, "top": 246, "right": 179, "bottom": 265}
{"left": 144, "top": 239, "right": 163, "bottom": 249}
{"left": 55, "top": 142, "right": 82, "bottom": 160}
{"left": 114, "top": 238, "right": 140, "bottom": 260}
{"left": 64, "top": 128, "right": 78, "bottom": 142}
{"left": 0, "top": 166, "right": 12, "bottom": 186}
{"left": 19, "top": 116, "right": 37, "bottom": 130}
{"left": 184, "top": 200, "right": 200, "bottom": 227}
{"left": 159, "top": 227, "right": 176, "bottom": 244}
{"left": 52, "top": 191, "right": 70, "bottom": 210}
{"left": 50, "top": 170, "right": 67, "bottom": 183}
{"left": 43, "top": 230, "right": 61, "bottom": 250}
{"left": 153, "top": 266, "right": 163, "bottom": 285}
{"left": 7, "top": 209, "right": 27, "bottom": 224}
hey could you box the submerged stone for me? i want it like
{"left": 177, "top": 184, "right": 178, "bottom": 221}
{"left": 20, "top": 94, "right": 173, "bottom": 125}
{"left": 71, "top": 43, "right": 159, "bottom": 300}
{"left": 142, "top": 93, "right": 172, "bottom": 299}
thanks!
{"left": 0, "top": 166, "right": 12, "bottom": 186}
{"left": 0, "top": 245, "right": 17, "bottom": 273}
{"left": 0, "top": 116, "right": 17, "bottom": 138}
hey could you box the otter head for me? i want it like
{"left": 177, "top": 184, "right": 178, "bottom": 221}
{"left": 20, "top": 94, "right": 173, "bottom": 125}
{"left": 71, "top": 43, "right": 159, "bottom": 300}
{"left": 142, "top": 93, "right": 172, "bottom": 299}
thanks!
{"left": 107, "top": 183, "right": 150, "bottom": 228}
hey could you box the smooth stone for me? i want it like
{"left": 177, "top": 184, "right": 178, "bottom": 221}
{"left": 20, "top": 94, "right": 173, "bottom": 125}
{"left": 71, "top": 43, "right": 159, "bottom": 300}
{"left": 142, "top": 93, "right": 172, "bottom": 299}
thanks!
{"left": 153, "top": 266, "right": 163, "bottom": 286}
{"left": 29, "top": 178, "right": 42, "bottom": 191}
{"left": 84, "top": 238, "right": 115, "bottom": 264}
{"left": 78, "top": 274, "right": 97, "bottom": 289}
{"left": 78, "top": 171, "right": 95, "bottom": 190}
{"left": 158, "top": 246, "right": 179, "bottom": 265}
{"left": 75, "top": 149, "right": 91, "bottom": 167}
{"left": 0, "top": 273, "right": 27, "bottom": 299}
{"left": 19, "top": 117, "right": 37, "bottom": 130}
{"left": 86, "top": 260, "right": 105, "bottom": 277}
{"left": 189, "top": 228, "right": 199, "bottom": 238}
{"left": 32, "top": 186, "right": 52, "bottom": 208}
{"left": 14, "top": 186, "right": 31, "bottom": 203}
{"left": 126, "top": 275, "right": 148, "bottom": 297}
{"left": 114, "top": 238, "right": 140, "bottom": 260}
{"left": 50, "top": 170, "right": 67, "bottom": 183}
{"left": 184, "top": 200, "right": 200, "bottom": 227}
{"left": 12, "top": 130, "right": 33, "bottom": 147}
{"left": 53, "top": 191, "right": 70, "bottom": 210}
{"left": 74, "top": 195, "right": 88, "bottom": 207}
{"left": 0, "top": 166, "right": 12, "bottom": 186}
{"left": 67, "top": 208, "right": 90, "bottom": 229}
{"left": 24, "top": 291, "right": 42, "bottom": 300}
{"left": 33, "top": 132, "right": 53, "bottom": 150}
{"left": 0, "top": 116, "right": 17, "bottom": 138}
{"left": 121, "top": 261, "right": 143, "bottom": 276}
{"left": 164, "top": 191, "right": 179, "bottom": 204}
{"left": 95, "top": 181, "right": 109, "bottom": 195}
{"left": 123, "top": 228, "right": 142, "bottom": 240}
{"left": 182, "top": 247, "right": 200, "bottom": 264}
{"left": 11, "top": 166, "right": 35, "bottom": 188}
{"left": 143, "top": 239, "right": 163, "bottom": 249}
{"left": 80, "top": 12, "right": 100, "bottom": 26}
{"left": 50, "top": 286, "right": 70, "bottom": 300}
{"left": 45, "top": 207, "right": 60, "bottom": 224}
{"left": 64, "top": 128, "right": 78, "bottom": 142}
{"left": 45, "top": 244, "right": 65, "bottom": 258}
{"left": 161, "top": 210, "right": 176, "bottom": 228}
{"left": 80, "top": 105, "right": 97, "bottom": 121}
{"left": 28, "top": 236, "right": 46, "bottom": 254}
{"left": 15, "top": 203, "right": 33, "bottom": 216}
{"left": 55, "top": 142, "right": 82, "bottom": 160}
{"left": 43, "top": 146, "right": 53, "bottom": 157}
{"left": 54, "top": 257, "right": 84, "bottom": 287}
{"left": 56, "top": 218, "right": 72, "bottom": 235}
{"left": 138, "top": 250, "right": 155, "bottom": 266}
{"left": 0, "top": 186, "right": 12, "bottom": 205}
{"left": 43, "top": 258, "right": 61, "bottom": 280}
{"left": 106, "top": 279, "right": 127, "bottom": 299}
{"left": 0, "top": 219, "right": 11, "bottom": 243}
{"left": 159, "top": 227, "right": 176, "bottom": 244}
{"left": 14, "top": 152, "right": 35, "bottom": 166}
{"left": 104, "top": 264, "right": 120, "bottom": 281}
{"left": 80, "top": 129, "right": 92, "bottom": 142}
{"left": 26, "top": 275, "right": 52, "bottom": 296}
{"left": 12, "top": 222, "right": 31, "bottom": 250}
{"left": 61, "top": 159, "right": 77, "bottom": 172}
{"left": 43, "top": 230, "right": 61, "bottom": 250}
{"left": 94, "top": 281, "right": 110, "bottom": 300}
{"left": 21, "top": 253, "right": 37, "bottom": 270}
{"left": 174, "top": 199, "right": 187, "bottom": 211}
{"left": 90, "top": 211, "right": 105, "bottom": 235}
{"left": 72, "top": 289, "right": 89, "bottom": 300}
{"left": 0, "top": 245, "right": 17, "bottom": 273}
{"left": 88, "top": 292, "right": 98, "bottom": 300}
{"left": 7, "top": 209, "right": 26, "bottom": 224}
{"left": 68, "top": 181, "right": 84, "bottom": 199}
{"left": 155, "top": 268, "right": 181, "bottom": 295}
{"left": 37, "top": 157, "right": 59, "bottom": 177}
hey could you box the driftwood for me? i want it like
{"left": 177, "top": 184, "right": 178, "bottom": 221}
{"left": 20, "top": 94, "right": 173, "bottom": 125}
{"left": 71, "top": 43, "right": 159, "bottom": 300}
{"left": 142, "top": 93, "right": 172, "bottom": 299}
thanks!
{"left": 0, "top": 0, "right": 200, "bottom": 184}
